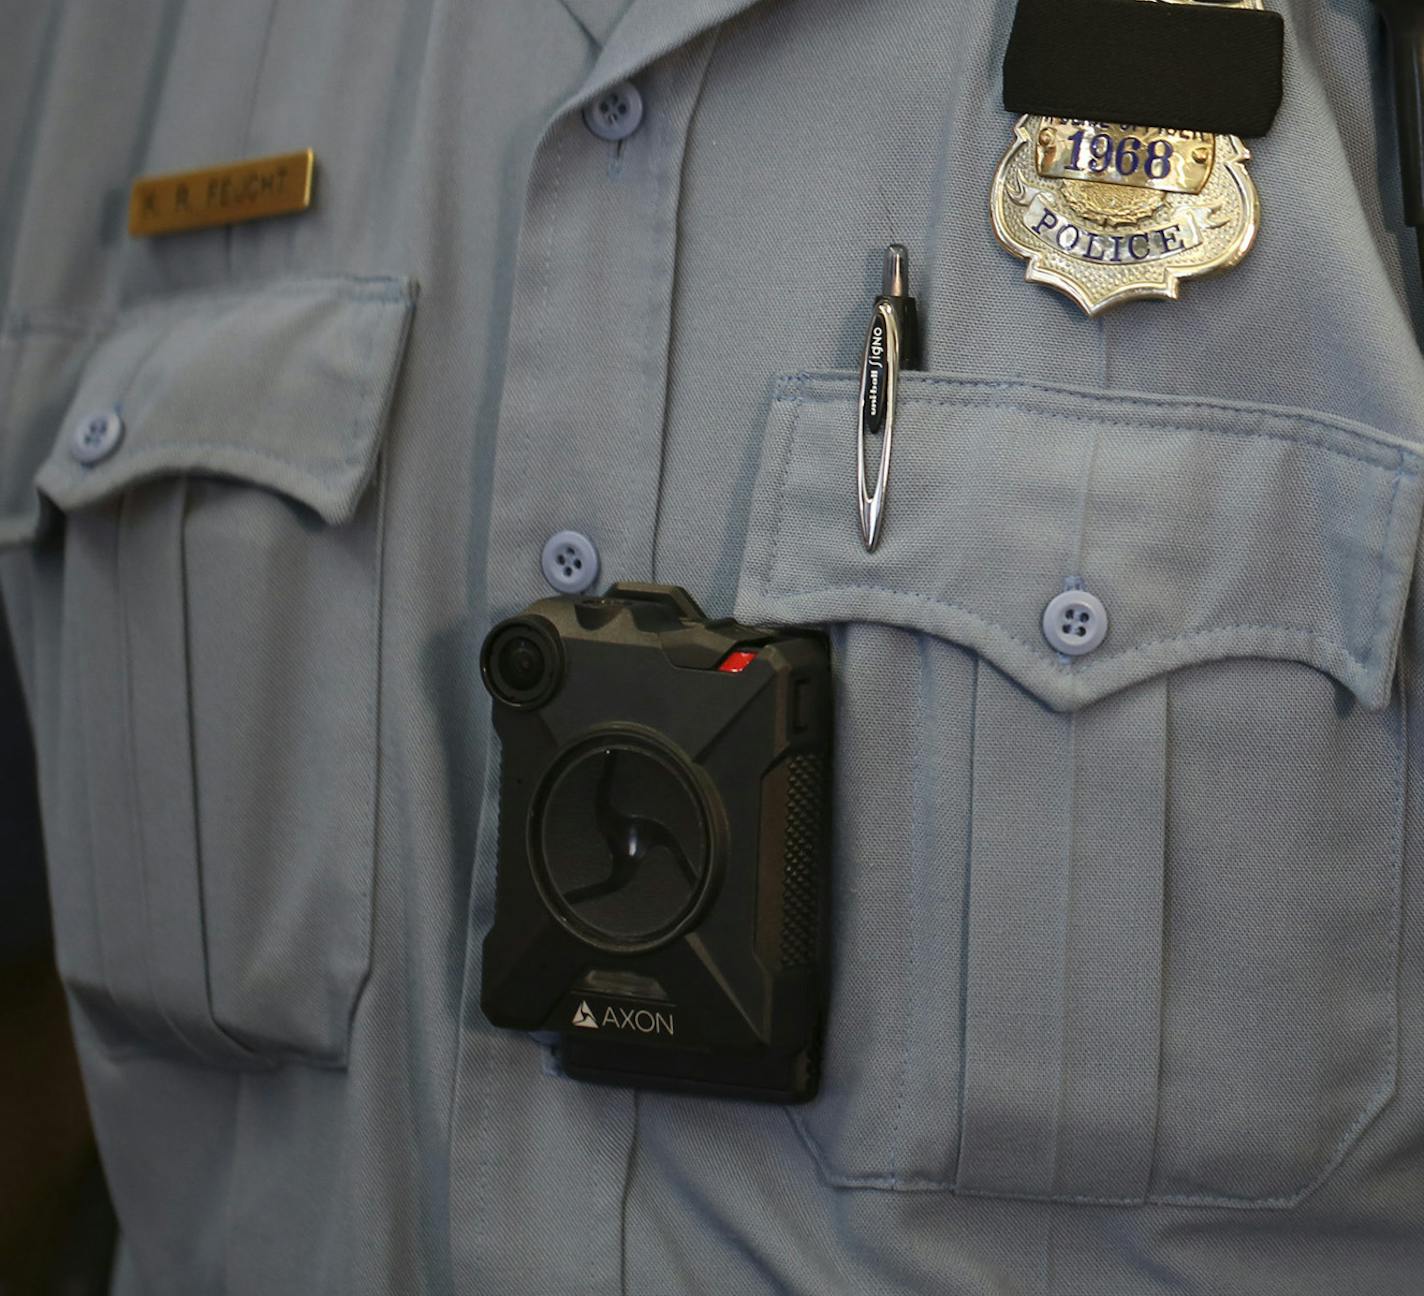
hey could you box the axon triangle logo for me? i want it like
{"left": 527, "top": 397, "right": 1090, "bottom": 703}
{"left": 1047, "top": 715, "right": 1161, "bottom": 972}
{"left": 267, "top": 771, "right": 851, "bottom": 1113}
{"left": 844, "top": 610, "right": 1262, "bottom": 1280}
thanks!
{"left": 572, "top": 1001, "right": 599, "bottom": 1029}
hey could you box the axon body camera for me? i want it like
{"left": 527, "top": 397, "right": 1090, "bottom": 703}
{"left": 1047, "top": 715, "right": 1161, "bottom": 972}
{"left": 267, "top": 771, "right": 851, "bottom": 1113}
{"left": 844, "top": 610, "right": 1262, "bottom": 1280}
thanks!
{"left": 479, "top": 583, "right": 831, "bottom": 1103}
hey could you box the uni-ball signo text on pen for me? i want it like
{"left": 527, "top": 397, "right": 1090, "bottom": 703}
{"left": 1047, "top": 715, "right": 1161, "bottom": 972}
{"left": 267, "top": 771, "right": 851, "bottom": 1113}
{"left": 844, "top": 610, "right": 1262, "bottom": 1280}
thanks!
{"left": 857, "top": 244, "right": 921, "bottom": 552}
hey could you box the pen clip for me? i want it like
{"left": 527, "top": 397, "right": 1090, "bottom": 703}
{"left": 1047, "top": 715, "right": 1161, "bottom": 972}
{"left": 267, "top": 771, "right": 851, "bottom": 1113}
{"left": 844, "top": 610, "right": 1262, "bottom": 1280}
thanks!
{"left": 857, "top": 299, "right": 901, "bottom": 552}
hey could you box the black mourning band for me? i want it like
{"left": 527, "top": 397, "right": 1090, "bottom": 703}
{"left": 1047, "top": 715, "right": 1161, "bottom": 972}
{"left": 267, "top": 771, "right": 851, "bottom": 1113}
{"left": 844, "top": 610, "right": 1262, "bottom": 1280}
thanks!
{"left": 1002, "top": 0, "right": 1285, "bottom": 138}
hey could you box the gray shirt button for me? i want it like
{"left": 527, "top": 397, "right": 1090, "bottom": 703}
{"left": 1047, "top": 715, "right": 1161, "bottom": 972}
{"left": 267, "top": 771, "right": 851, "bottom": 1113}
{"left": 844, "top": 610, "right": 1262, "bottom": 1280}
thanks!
{"left": 582, "top": 81, "right": 644, "bottom": 141}
{"left": 70, "top": 408, "right": 124, "bottom": 464}
{"left": 1043, "top": 588, "right": 1108, "bottom": 656}
{"left": 541, "top": 530, "right": 599, "bottom": 594}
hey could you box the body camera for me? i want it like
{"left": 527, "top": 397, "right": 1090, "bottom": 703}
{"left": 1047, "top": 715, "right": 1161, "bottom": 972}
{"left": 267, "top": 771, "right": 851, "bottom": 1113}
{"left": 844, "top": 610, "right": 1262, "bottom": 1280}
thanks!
{"left": 479, "top": 583, "right": 831, "bottom": 1103}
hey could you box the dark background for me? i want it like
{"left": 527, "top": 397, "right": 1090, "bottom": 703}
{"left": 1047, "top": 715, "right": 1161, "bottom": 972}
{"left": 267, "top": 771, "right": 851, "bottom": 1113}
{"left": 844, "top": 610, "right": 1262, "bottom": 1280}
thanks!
{"left": 0, "top": 618, "right": 114, "bottom": 1296}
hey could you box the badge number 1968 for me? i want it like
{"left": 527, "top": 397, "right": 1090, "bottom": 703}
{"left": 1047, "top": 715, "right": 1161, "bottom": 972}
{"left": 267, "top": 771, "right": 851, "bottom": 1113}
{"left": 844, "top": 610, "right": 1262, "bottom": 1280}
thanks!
{"left": 990, "top": 0, "right": 1262, "bottom": 315}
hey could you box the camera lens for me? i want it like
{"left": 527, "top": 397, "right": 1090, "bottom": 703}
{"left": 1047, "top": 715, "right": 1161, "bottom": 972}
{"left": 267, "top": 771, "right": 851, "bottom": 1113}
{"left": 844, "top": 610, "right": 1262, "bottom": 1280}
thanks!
{"left": 498, "top": 635, "right": 545, "bottom": 691}
{"left": 481, "top": 617, "right": 562, "bottom": 708}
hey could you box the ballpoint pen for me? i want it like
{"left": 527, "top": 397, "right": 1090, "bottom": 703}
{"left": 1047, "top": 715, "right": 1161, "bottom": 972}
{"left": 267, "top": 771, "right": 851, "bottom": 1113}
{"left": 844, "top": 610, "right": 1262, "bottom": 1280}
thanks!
{"left": 857, "top": 244, "right": 921, "bottom": 551}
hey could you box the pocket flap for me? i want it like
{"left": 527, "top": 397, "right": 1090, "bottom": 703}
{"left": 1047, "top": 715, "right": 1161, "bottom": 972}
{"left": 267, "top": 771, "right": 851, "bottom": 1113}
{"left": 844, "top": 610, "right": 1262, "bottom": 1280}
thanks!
{"left": 735, "top": 373, "right": 1424, "bottom": 712}
{"left": 27, "top": 276, "right": 415, "bottom": 528}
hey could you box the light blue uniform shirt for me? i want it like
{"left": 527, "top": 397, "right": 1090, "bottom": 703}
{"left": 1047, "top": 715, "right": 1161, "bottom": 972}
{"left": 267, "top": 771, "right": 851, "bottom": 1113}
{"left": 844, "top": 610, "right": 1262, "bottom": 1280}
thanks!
{"left": 2, "top": 1, "right": 1422, "bottom": 1291}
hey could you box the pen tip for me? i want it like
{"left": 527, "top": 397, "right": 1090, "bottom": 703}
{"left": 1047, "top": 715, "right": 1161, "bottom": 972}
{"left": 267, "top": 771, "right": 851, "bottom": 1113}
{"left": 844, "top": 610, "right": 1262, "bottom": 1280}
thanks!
{"left": 882, "top": 244, "right": 909, "bottom": 297}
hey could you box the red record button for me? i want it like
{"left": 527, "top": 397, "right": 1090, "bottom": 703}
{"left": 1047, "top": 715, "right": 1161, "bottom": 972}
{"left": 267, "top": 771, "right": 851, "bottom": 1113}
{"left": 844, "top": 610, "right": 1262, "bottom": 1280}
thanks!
{"left": 716, "top": 648, "right": 759, "bottom": 674}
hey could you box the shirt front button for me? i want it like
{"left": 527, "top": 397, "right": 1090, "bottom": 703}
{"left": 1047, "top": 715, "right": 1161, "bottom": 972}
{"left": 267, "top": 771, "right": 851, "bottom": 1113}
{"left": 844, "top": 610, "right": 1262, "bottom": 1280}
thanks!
{"left": 582, "top": 80, "right": 644, "bottom": 142}
{"left": 1043, "top": 588, "right": 1108, "bottom": 656}
{"left": 70, "top": 408, "right": 124, "bottom": 465}
{"left": 541, "top": 530, "right": 599, "bottom": 595}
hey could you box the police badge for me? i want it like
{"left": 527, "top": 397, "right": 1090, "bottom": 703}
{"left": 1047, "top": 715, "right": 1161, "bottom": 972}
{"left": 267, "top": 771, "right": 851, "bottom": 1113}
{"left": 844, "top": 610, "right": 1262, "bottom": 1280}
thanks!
{"left": 991, "top": 0, "right": 1264, "bottom": 315}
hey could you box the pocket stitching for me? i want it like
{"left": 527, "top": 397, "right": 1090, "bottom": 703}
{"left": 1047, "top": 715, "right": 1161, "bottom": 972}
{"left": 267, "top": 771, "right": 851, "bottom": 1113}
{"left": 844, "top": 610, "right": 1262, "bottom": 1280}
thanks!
{"left": 775, "top": 382, "right": 1408, "bottom": 1208}
{"left": 792, "top": 667, "right": 1405, "bottom": 1209}
{"left": 40, "top": 299, "right": 395, "bottom": 523}
{"left": 776, "top": 373, "right": 1423, "bottom": 471}
{"left": 0, "top": 274, "right": 414, "bottom": 343}
{"left": 762, "top": 394, "right": 1413, "bottom": 698}
{"left": 775, "top": 388, "right": 1421, "bottom": 479}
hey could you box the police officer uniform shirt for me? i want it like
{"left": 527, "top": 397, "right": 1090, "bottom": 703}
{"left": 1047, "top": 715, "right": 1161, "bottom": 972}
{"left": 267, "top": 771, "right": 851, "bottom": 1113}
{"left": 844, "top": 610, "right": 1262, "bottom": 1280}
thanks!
{"left": 1, "top": 0, "right": 1422, "bottom": 1292}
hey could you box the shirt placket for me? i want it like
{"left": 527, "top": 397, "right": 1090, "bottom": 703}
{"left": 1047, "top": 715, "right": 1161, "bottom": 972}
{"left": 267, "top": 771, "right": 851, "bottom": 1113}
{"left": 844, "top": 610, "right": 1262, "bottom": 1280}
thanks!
{"left": 451, "top": 30, "right": 720, "bottom": 1296}
{"left": 483, "top": 45, "right": 718, "bottom": 620}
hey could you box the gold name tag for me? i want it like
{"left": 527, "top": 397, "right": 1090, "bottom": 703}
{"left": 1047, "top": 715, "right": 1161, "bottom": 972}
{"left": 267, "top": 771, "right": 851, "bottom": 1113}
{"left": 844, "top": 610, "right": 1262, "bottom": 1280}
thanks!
{"left": 127, "top": 149, "right": 314, "bottom": 238}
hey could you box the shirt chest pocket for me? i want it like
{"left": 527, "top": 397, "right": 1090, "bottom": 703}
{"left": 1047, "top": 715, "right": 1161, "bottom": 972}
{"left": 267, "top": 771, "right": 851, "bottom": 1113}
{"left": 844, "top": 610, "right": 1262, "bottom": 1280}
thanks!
{"left": 734, "top": 372, "right": 1423, "bottom": 1209}
{"left": 0, "top": 276, "right": 415, "bottom": 1068}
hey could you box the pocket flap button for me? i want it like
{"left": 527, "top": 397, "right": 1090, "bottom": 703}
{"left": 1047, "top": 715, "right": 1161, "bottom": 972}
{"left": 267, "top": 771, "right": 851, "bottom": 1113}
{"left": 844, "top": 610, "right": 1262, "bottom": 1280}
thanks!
{"left": 71, "top": 409, "right": 124, "bottom": 465}
{"left": 1043, "top": 589, "right": 1108, "bottom": 656}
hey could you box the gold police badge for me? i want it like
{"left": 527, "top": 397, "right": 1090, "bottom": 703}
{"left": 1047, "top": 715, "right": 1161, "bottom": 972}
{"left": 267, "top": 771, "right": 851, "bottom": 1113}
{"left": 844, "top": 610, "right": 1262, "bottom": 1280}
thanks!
{"left": 990, "top": 0, "right": 1261, "bottom": 315}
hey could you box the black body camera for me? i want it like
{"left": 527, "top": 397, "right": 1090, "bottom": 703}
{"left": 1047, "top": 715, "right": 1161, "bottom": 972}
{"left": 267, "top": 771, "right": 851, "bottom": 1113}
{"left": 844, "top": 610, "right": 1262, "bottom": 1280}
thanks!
{"left": 479, "top": 583, "right": 832, "bottom": 1103}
